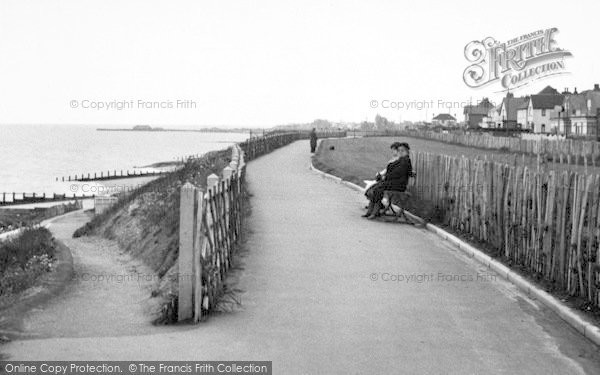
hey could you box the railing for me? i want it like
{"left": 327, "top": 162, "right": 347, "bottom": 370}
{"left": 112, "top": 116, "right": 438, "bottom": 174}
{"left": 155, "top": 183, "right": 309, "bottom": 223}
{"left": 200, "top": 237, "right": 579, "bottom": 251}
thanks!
{"left": 409, "top": 151, "right": 600, "bottom": 308}
{"left": 239, "top": 130, "right": 346, "bottom": 160}
{"left": 177, "top": 131, "right": 343, "bottom": 322}
{"left": 177, "top": 144, "right": 245, "bottom": 322}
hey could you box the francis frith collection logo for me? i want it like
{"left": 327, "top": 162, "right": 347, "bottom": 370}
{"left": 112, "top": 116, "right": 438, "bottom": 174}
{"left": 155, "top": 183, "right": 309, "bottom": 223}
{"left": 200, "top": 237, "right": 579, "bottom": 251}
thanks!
{"left": 463, "top": 27, "right": 572, "bottom": 90}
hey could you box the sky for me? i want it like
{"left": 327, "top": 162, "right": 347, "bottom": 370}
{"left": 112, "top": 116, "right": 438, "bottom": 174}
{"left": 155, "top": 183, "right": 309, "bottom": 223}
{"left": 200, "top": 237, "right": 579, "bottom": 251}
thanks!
{"left": 0, "top": 0, "right": 598, "bottom": 128}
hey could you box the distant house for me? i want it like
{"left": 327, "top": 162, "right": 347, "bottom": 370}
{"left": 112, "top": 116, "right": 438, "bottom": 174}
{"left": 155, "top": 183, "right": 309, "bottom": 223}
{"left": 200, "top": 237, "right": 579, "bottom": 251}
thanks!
{"left": 516, "top": 98, "right": 530, "bottom": 130}
{"left": 552, "top": 84, "right": 600, "bottom": 138}
{"left": 133, "top": 125, "right": 152, "bottom": 131}
{"left": 527, "top": 95, "right": 564, "bottom": 134}
{"left": 463, "top": 98, "right": 495, "bottom": 128}
{"left": 498, "top": 93, "right": 528, "bottom": 129}
{"left": 515, "top": 86, "right": 564, "bottom": 134}
{"left": 432, "top": 113, "right": 457, "bottom": 127}
{"left": 479, "top": 103, "right": 502, "bottom": 128}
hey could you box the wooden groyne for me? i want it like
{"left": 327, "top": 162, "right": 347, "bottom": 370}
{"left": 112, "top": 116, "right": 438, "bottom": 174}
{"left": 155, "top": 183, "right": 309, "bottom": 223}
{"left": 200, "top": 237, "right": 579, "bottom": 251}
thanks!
{"left": 56, "top": 169, "right": 167, "bottom": 182}
{"left": 0, "top": 192, "right": 95, "bottom": 206}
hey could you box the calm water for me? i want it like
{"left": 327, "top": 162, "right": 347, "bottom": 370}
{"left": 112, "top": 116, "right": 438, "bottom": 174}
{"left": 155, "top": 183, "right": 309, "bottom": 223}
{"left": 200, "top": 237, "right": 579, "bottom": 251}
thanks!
{"left": 0, "top": 125, "right": 249, "bottom": 196}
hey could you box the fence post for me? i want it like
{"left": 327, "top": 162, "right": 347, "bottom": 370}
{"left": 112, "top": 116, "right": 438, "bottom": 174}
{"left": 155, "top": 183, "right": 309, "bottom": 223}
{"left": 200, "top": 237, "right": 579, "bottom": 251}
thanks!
{"left": 178, "top": 182, "right": 197, "bottom": 321}
{"left": 193, "top": 189, "right": 205, "bottom": 323}
{"left": 207, "top": 174, "right": 220, "bottom": 190}
{"left": 223, "top": 166, "right": 234, "bottom": 180}
{"left": 223, "top": 166, "right": 234, "bottom": 245}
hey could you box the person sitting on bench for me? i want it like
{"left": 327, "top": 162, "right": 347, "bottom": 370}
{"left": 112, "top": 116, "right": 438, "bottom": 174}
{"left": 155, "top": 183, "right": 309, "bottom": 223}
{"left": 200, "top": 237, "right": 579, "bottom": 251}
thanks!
{"left": 363, "top": 142, "right": 413, "bottom": 219}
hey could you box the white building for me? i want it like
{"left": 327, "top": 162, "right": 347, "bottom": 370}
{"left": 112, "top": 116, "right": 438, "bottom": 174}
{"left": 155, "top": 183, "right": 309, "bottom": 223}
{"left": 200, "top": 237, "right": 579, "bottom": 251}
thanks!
{"left": 518, "top": 87, "right": 564, "bottom": 133}
{"left": 431, "top": 113, "right": 457, "bottom": 127}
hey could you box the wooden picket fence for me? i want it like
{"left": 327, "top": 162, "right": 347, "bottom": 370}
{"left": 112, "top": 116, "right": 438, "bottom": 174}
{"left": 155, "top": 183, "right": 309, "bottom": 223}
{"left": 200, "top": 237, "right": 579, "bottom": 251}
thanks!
{"left": 409, "top": 151, "right": 600, "bottom": 308}
{"left": 177, "top": 132, "right": 313, "bottom": 322}
{"left": 384, "top": 129, "right": 600, "bottom": 165}
{"left": 238, "top": 130, "right": 346, "bottom": 161}
{"left": 177, "top": 144, "right": 246, "bottom": 322}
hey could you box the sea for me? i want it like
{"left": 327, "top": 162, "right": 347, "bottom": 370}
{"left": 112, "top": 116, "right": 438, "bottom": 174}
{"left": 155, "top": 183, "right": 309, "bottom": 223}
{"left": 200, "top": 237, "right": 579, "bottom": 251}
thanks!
{"left": 0, "top": 125, "right": 249, "bottom": 199}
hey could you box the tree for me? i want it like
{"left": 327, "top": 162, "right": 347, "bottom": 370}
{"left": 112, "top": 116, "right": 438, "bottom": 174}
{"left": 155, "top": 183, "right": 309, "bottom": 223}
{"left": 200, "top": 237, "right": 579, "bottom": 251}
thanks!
{"left": 311, "top": 119, "right": 332, "bottom": 130}
{"left": 375, "top": 114, "right": 396, "bottom": 131}
{"left": 360, "top": 121, "right": 375, "bottom": 131}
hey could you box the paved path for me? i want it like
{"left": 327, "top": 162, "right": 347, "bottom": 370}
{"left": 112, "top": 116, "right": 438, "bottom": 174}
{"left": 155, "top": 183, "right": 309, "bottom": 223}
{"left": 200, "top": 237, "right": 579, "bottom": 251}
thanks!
{"left": 1, "top": 211, "right": 159, "bottom": 340}
{"left": 2, "top": 140, "right": 600, "bottom": 374}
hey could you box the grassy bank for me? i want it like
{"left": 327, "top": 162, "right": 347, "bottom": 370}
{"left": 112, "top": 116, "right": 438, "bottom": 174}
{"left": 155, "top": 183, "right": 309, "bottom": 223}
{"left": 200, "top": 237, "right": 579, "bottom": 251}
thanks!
{"left": 369, "top": 129, "right": 600, "bottom": 167}
{"left": 73, "top": 148, "right": 235, "bottom": 323}
{"left": 314, "top": 137, "right": 600, "bottom": 323}
{"left": 0, "top": 227, "right": 55, "bottom": 306}
{"left": 325, "top": 136, "right": 600, "bottom": 175}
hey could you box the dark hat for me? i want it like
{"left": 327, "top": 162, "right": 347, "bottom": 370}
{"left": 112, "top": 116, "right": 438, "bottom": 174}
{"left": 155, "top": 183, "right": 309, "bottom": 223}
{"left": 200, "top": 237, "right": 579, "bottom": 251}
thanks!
{"left": 391, "top": 142, "right": 410, "bottom": 150}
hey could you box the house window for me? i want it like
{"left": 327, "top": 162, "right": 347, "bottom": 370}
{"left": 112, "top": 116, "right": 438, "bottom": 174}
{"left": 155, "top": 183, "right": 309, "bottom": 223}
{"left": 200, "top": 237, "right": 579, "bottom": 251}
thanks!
{"left": 542, "top": 109, "right": 546, "bottom": 116}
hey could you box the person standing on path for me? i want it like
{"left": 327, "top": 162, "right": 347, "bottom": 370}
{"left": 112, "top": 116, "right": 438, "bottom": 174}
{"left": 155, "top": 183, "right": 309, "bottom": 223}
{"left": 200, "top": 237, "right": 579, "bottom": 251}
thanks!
{"left": 309, "top": 128, "right": 318, "bottom": 153}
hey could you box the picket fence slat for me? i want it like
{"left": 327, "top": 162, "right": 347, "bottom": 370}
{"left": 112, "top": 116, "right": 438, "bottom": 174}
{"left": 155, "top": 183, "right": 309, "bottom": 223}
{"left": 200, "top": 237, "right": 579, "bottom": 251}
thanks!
{"left": 177, "top": 132, "right": 316, "bottom": 321}
{"left": 410, "top": 150, "right": 600, "bottom": 310}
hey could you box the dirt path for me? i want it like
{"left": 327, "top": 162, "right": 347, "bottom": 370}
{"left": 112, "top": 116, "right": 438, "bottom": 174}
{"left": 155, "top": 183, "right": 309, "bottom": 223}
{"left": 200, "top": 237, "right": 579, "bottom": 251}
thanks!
{"left": 4, "top": 210, "right": 161, "bottom": 339}
{"left": 2, "top": 141, "right": 600, "bottom": 374}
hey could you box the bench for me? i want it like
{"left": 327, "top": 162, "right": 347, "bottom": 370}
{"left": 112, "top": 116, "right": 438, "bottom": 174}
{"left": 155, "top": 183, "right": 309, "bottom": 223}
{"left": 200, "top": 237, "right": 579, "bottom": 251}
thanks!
{"left": 363, "top": 172, "right": 420, "bottom": 224}
{"left": 381, "top": 190, "right": 413, "bottom": 223}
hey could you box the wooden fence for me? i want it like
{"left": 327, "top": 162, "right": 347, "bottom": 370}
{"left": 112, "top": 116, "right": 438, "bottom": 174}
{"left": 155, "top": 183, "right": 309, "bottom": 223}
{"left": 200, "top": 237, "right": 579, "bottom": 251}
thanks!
{"left": 372, "top": 129, "right": 600, "bottom": 165}
{"left": 409, "top": 151, "right": 600, "bottom": 308}
{"left": 177, "top": 132, "right": 312, "bottom": 321}
{"left": 239, "top": 130, "right": 346, "bottom": 160}
{"left": 178, "top": 144, "right": 246, "bottom": 322}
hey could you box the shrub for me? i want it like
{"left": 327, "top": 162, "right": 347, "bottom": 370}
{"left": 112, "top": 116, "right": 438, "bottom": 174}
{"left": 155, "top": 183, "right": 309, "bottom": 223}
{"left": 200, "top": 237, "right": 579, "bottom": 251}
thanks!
{"left": 0, "top": 227, "right": 55, "bottom": 273}
{"left": 0, "top": 227, "right": 56, "bottom": 298}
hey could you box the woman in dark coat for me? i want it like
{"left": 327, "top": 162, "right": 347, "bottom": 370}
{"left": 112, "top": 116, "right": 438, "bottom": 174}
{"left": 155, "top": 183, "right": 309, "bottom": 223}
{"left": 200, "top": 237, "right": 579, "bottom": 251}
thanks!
{"left": 309, "top": 128, "right": 318, "bottom": 153}
{"left": 363, "top": 142, "right": 412, "bottom": 219}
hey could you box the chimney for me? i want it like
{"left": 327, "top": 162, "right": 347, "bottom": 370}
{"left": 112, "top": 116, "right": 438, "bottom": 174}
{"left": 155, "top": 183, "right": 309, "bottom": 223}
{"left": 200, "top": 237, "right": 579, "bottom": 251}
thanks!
{"left": 594, "top": 84, "right": 600, "bottom": 91}
{"left": 574, "top": 87, "right": 578, "bottom": 95}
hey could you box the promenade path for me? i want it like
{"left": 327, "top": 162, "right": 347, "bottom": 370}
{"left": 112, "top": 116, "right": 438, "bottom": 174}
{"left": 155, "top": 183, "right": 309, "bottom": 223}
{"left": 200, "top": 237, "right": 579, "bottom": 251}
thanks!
{"left": 2, "top": 140, "right": 600, "bottom": 374}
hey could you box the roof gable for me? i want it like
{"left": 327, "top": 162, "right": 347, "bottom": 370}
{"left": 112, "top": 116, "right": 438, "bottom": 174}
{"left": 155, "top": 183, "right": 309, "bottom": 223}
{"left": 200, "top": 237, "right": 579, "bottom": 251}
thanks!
{"left": 531, "top": 94, "right": 564, "bottom": 109}
{"left": 537, "top": 85, "right": 559, "bottom": 95}
{"left": 433, "top": 113, "right": 456, "bottom": 121}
